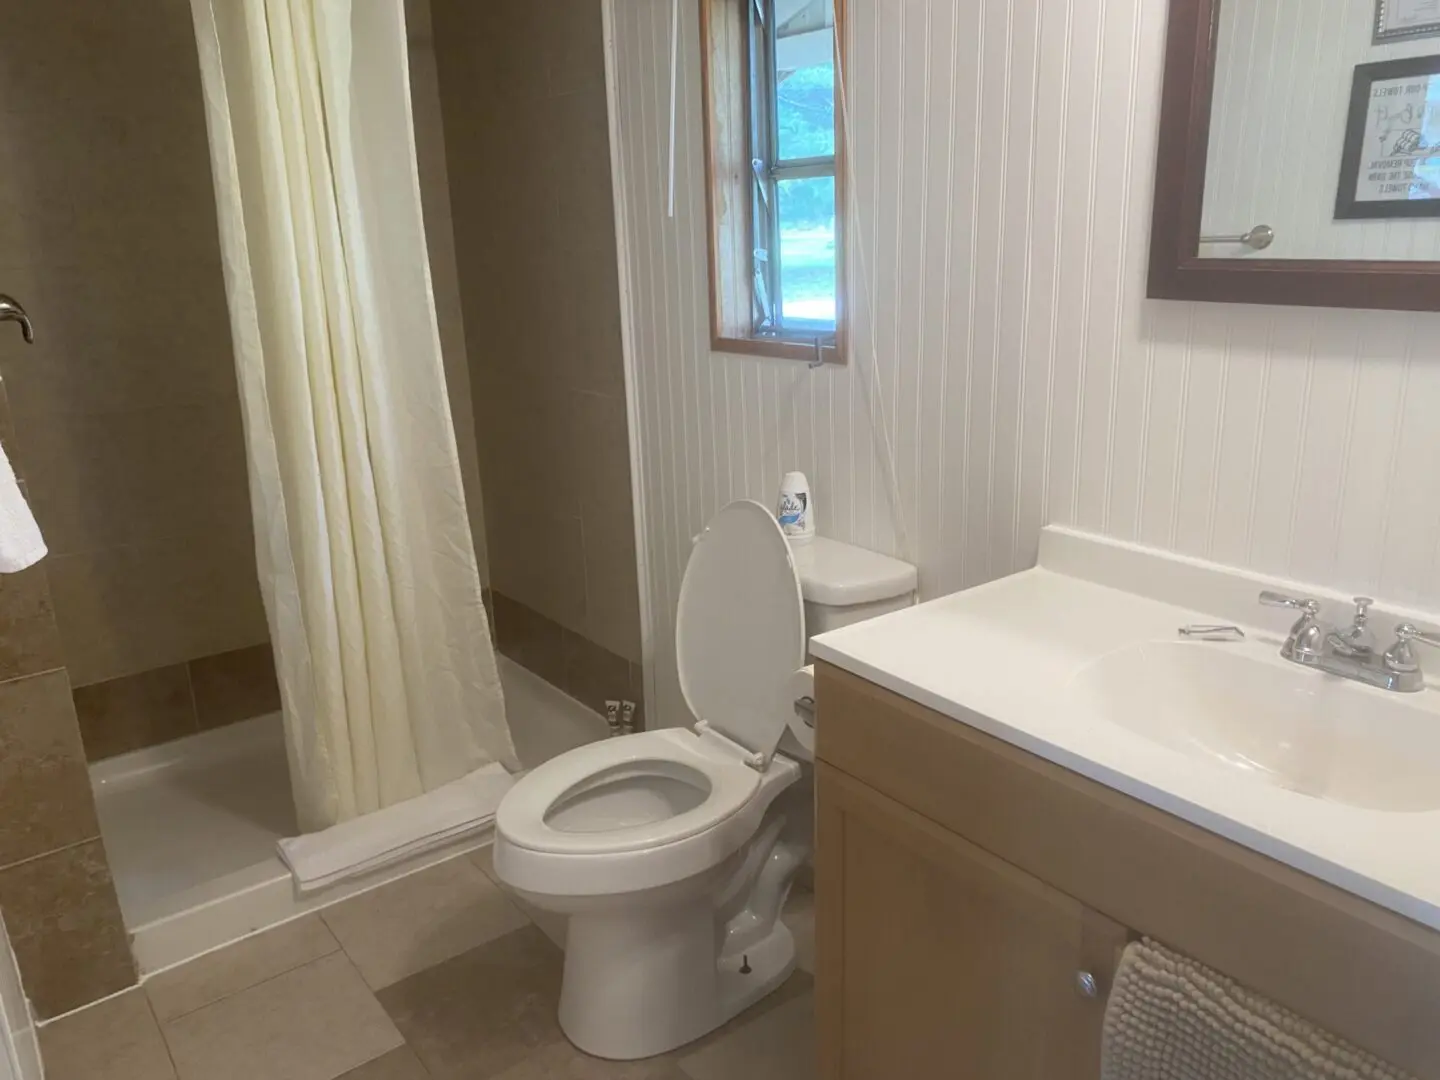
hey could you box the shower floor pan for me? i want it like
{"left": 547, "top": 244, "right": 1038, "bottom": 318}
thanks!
{"left": 91, "top": 657, "right": 608, "bottom": 976}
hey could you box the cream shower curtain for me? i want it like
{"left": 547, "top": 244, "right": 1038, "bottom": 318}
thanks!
{"left": 190, "top": 0, "right": 517, "bottom": 831}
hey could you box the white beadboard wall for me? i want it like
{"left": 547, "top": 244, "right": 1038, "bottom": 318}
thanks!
{"left": 606, "top": 0, "right": 1440, "bottom": 729}
{"left": 1203, "top": 0, "right": 1440, "bottom": 260}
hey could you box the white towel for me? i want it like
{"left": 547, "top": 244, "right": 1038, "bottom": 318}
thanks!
{"left": 0, "top": 443, "right": 44, "bottom": 573}
{"left": 277, "top": 763, "right": 516, "bottom": 893}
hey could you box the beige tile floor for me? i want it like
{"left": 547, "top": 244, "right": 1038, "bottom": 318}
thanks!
{"left": 39, "top": 849, "right": 816, "bottom": 1080}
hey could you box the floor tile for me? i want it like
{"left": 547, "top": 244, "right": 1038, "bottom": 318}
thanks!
{"left": 39, "top": 989, "right": 176, "bottom": 1080}
{"left": 783, "top": 888, "right": 815, "bottom": 975}
{"left": 323, "top": 855, "right": 530, "bottom": 990}
{"left": 677, "top": 990, "right": 814, "bottom": 1080}
{"left": 471, "top": 848, "right": 567, "bottom": 950}
{"left": 146, "top": 914, "right": 340, "bottom": 1021}
{"left": 376, "top": 925, "right": 564, "bottom": 1079}
{"left": 679, "top": 972, "right": 813, "bottom": 1059}
{"left": 161, "top": 952, "right": 403, "bottom": 1080}
{"left": 490, "top": 1041, "right": 690, "bottom": 1079}
{"left": 337, "top": 1047, "right": 430, "bottom": 1079}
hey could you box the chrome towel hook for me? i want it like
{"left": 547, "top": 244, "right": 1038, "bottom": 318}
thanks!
{"left": 0, "top": 295, "right": 33, "bottom": 343}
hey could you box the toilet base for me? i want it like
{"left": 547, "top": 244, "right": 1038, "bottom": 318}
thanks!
{"left": 558, "top": 907, "right": 797, "bottom": 1061}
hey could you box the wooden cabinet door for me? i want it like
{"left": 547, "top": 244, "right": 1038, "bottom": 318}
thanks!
{"left": 816, "top": 763, "right": 1129, "bottom": 1080}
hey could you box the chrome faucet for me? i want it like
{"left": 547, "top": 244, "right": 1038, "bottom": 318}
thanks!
{"left": 1260, "top": 591, "right": 1324, "bottom": 661}
{"left": 1261, "top": 590, "right": 1435, "bottom": 693}
{"left": 1327, "top": 595, "right": 1377, "bottom": 657}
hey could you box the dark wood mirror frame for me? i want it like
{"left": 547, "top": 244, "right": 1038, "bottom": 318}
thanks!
{"left": 1148, "top": 0, "right": 1440, "bottom": 312}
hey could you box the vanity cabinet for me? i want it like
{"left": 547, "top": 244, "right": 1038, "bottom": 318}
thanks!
{"left": 817, "top": 764, "right": 1126, "bottom": 1079}
{"left": 814, "top": 663, "right": 1440, "bottom": 1080}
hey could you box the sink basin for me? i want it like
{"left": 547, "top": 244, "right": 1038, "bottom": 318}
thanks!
{"left": 1066, "top": 642, "right": 1440, "bottom": 813}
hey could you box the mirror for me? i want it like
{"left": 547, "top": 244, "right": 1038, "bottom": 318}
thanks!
{"left": 1149, "top": 0, "right": 1440, "bottom": 310}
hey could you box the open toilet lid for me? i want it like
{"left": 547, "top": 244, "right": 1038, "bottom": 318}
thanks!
{"left": 676, "top": 500, "right": 806, "bottom": 764}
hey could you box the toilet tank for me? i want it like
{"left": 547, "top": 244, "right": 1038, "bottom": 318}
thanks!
{"left": 789, "top": 536, "right": 917, "bottom": 639}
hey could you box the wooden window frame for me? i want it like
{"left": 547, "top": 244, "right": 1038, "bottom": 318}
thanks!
{"left": 699, "top": 0, "right": 847, "bottom": 365}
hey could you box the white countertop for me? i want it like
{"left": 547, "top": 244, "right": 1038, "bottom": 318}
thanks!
{"left": 809, "top": 527, "right": 1440, "bottom": 933}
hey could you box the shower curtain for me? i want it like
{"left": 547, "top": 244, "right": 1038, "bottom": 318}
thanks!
{"left": 189, "top": 0, "right": 517, "bottom": 831}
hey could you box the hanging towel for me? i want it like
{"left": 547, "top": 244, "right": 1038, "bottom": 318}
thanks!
{"left": 1102, "top": 938, "right": 1416, "bottom": 1080}
{"left": 0, "top": 444, "right": 44, "bottom": 573}
{"left": 277, "top": 763, "right": 515, "bottom": 893}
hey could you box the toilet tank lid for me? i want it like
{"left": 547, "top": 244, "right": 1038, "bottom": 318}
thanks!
{"left": 789, "top": 536, "right": 917, "bottom": 607}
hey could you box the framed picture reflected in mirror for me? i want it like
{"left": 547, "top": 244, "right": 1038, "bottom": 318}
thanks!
{"left": 1336, "top": 56, "right": 1440, "bottom": 219}
{"left": 1375, "top": 0, "right": 1440, "bottom": 43}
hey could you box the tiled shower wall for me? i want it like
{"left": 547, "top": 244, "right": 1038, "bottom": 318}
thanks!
{"left": 0, "top": 1, "right": 486, "bottom": 765}
{"left": 0, "top": 391, "right": 134, "bottom": 1019}
{"left": 432, "top": 0, "right": 645, "bottom": 722}
{"left": 0, "top": 1, "right": 279, "bottom": 760}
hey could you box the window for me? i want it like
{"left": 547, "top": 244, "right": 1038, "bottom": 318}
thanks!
{"left": 701, "top": 0, "right": 844, "bottom": 363}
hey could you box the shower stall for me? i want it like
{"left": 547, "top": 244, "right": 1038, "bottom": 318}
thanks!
{"left": 0, "top": 0, "right": 636, "bottom": 986}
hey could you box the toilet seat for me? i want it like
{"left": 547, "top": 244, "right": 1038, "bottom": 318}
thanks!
{"left": 675, "top": 500, "right": 807, "bottom": 766}
{"left": 494, "top": 500, "right": 808, "bottom": 899}
{"left": 496, "top": 728, "right": 761, "bottom": 855}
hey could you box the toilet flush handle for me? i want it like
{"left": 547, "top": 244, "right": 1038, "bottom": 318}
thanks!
{"left": 793, "top": 696, "right": 816, "bottom": 729}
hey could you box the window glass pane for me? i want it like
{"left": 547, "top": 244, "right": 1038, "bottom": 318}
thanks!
{"left": 777, "top": 175, "right": 835, "bottom": 329}
{"left": 774, "top": 0, "right": 835, "bottom": 162}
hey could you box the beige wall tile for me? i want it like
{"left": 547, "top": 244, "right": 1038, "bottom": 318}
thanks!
{"left": 474, "top": 371, "right": 580, "bottom": 512}
{"left": 0, "top": 565, "right": 64, "bottom": 682}
{"left": 561, "top": 630, "right": 632, "bottom": 718}
{"left": 0, "top": 839, "right": 135, "bottom": 1018}
{"left": 161, "top": 952, "right": 402, "bottom": 1080}
{"left": 49, "top": 534, "right": 268, "bottom": 687}
{"left": 627, "top": 663, "right": 649, "bottom": 729}
{"left": 434, "top": 0, "right": 640, "bottom": 681}
{"left": 321, "top": 857, "right": 529, "bottom": 991}
{"left": 146, "top": 915, "right": 339, "bottom": 1023}
{"left": 1, "top": 263, "right": 236, "bottom": 421}
{"left": 491, "top": 592, "right": 566, "bottom": 688}
{"left": 72, "top": 663, "right": 197, "bottom": 763}
{"left": 486, "top": 506, "right": 588, "bottom": 634}
{"left": 567, "top": 391, "right": 632, "bottom": 522}
{"left": 189, "top": 644, "right": 280, "bottom": 731}
{"left": 0, "top": 670, "right": 100, "bottom": 867}
{"left": 540, "top": 0, "right": 608, "bottom": 99}
{"left": 38, "top": 989, "right": 176, "bottom": 1080}
{"left": 0, "top": 0, "right": 265, "bottom": 712}
{"left": 579, "top": 499, "right": 642, "bottom": 664}
{"left": 19, "top": 402, "right": 251, "bottom": 558}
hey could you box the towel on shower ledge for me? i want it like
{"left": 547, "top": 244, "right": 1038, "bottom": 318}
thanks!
{"left": 278, "top": 763, "right": 516, "bottom": 892}
{"left": 0, "top": 441, "right": 45, "bottom": 573}
{"left": 1102, "top": 938, "right": 1416, "bottom": 1080}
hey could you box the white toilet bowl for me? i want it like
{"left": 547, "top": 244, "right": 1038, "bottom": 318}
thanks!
{"left": 495, "top": 728, "right": 808, "bottom": 1060}
{"left": 492, "top": 500, "right": 914, "bottom": 1060}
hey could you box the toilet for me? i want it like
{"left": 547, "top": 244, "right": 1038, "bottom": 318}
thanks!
{"left": 492, "top": 499, "right": 916, "bottom": 1060}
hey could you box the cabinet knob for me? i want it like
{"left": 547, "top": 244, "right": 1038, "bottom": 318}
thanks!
{"left": 1076, "top": 970, "right": 1098, "bottom": 998}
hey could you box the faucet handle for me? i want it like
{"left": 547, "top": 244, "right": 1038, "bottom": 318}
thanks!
{"left": 1259, "top": 590, "right": 1320, "bottom": 615}
{"left": 1351, "top": 596, "right": 1374, "bottom": 621}
{"left": 1384, "top": 623, "right": 1440, "bottom": 676}
{"left": 1396, "top": 624, "right": 1440, "bottom": 648}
